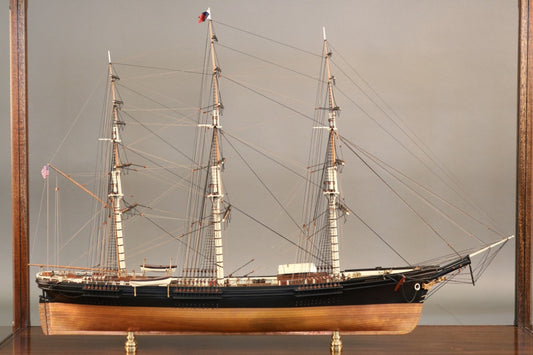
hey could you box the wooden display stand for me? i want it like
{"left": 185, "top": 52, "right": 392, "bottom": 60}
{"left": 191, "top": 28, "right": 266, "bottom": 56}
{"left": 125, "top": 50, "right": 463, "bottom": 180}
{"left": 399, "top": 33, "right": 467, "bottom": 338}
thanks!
{"left": 5, "top": 0, "right": 533, "bottom": 353}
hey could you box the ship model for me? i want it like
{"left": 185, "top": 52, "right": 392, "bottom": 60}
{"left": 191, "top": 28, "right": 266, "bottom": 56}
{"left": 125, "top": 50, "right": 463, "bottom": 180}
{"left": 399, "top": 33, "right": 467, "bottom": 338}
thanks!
{"left": 35, "top": 10, "right": 513, "bottom": 336}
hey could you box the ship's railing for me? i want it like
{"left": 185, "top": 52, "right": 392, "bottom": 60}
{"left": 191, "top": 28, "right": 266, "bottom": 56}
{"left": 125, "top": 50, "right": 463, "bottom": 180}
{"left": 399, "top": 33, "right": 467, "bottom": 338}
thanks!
{"left": 35, "top": 266, "right": 420, "bottom": 288}
{"left": 343, "top": 268, "right": 415, "bottom": 279}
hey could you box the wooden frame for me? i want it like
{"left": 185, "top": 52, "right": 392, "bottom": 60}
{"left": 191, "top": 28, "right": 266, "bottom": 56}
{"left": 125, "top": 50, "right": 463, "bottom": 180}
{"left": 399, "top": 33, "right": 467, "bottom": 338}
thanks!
{"left": 9, "top": 0, "right": 532, "bottom": 333}
{"left": 517, "top": 0, "right": 533, "bottom": 331}
{"left": 10, "top": 0, "right": 30, "bottom": 332}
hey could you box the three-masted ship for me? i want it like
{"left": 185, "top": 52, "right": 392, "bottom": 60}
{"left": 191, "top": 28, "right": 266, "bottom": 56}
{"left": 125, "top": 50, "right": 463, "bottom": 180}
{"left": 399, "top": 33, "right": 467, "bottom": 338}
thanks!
{"left": 35, "top": 10, "right": 513, "bottom": 335}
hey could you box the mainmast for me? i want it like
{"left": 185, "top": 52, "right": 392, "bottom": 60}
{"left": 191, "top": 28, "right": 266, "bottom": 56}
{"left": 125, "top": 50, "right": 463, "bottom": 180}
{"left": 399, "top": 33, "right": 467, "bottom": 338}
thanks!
{"left": 206, "top": 11, "right": 225, "bottom": 285}
{"left": 107, "top": 52, "right": 127, "bottom": 273}
{"left": 322, "top": 28, "right": 341, "bottom": 276}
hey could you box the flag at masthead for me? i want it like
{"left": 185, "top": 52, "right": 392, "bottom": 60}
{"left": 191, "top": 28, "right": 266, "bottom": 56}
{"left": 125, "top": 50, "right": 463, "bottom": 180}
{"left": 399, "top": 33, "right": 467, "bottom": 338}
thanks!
{"left": 198, "top": 8, "right": 211, "bottom": 23}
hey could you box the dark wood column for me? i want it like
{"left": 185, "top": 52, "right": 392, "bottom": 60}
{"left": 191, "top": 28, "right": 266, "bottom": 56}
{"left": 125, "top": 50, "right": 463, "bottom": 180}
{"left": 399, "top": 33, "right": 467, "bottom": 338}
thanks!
{"left": 10, "top": 0, "right": 30, "bottom": 331}
{"left": 517, "top": 0, "right": 533, "bottom": 331}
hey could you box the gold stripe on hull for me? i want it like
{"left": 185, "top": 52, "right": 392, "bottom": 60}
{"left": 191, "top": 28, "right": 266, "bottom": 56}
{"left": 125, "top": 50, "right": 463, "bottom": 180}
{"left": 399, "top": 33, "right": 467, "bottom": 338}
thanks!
{"left": 40, "top": 302, "right": 423, "bottom": 335}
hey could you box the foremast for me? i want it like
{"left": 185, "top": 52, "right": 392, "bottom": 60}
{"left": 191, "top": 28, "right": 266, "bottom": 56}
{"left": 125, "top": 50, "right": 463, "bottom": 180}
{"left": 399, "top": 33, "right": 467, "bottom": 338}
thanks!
{"left": 206, "top": 12, "right": 225, "bottom": 285}
{"left": 106, "top": 52, "right": 127, "bottom": 273}
{"left": 322, "top": 28, "right": 341, "bottom": 276}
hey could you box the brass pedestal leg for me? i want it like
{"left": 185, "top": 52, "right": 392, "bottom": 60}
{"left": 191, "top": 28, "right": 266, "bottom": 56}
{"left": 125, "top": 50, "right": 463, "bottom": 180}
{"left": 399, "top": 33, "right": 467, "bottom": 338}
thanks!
{"left": 125, "top": 331, "right": 137, "bottom": 353}
{"left": 330, "top": 330, "right": 342, "bottom": 354}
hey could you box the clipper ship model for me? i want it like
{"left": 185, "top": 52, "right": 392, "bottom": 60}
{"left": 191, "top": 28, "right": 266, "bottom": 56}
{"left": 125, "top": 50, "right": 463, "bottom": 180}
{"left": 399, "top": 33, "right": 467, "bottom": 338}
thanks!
{"left": 35, "top": 11, "right": 513, "bottom": 336}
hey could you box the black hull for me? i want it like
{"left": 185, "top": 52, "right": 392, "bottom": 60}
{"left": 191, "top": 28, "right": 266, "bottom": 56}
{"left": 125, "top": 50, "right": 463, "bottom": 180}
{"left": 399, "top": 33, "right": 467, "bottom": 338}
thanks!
{"left": 38, "top": 257, "right": 470, "bottom": 309}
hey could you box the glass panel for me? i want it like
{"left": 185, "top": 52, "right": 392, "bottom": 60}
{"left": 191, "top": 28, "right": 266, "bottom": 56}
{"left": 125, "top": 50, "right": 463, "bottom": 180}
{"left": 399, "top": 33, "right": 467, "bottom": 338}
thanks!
{"left": 25, "top": 1, "right": 517, "bottom": 329}
{"left": 1, "top": 2, "right": 13, "bottom": 343}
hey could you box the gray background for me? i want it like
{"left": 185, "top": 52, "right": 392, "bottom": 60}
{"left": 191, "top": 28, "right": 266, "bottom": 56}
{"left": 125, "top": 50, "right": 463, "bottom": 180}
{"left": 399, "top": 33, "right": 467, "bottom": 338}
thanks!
{"left": 1, "top": 0, "right": 518, "bottom": 327}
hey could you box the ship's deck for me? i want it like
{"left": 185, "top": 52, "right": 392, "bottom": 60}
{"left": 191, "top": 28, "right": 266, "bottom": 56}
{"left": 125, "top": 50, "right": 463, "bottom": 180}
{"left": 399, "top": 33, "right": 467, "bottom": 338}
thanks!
{"left": 35, "top": 266, "right": 419, "bottom": 288}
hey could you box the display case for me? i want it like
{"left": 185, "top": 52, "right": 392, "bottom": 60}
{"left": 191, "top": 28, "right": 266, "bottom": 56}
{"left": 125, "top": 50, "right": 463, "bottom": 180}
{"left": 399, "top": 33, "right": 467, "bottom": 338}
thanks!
{"left": 3, "top": 0, "right": 532, "bottom": 353}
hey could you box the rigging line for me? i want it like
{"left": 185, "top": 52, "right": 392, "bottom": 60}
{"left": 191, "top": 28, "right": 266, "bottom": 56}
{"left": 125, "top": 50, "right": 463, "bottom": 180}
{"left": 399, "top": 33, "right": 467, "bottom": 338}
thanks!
{"left": 329, "top": 45, "right": 502, "bottom": 231}
{"left": 122, "top": 123, "right": 179, "bottom": 153}
{"left": 340, "top": 204, "right": 411, "bottom": 266}
{"left": 146, "top": 205, "right": 189, "bottom": 217}
{"left": 49, "top": 70, "right": 107, "bottom": 164}
{"left": 113, "top": 73, "right": 193, "bottom": 116}
{"left": 333, "top": 84, "right": 451, "bottom": 192}
{"left": 223, "top": 131, "right": 309, "bottom": 180}
{"left": 65, "top": 249, "right": 93, "bottom": 269}
{"left": 116, "top": 83, "right": 197, "bottom": 125}
{"left": 123, "top": 145, "right": 192, "bottom": 178}
{"left": 302, "top": 222, "right": 335, "bottom": 259}
{"left": 339, "top": 135, "right": 505, "bottom": 241}
{"left": 221, "top": 132, "right": 304, "bottom": 234}
{"left": 124, "top": 107, "right": 194, "bottom": 127}
{"left": 139, "top": 214, "right": 187, "bottom": 244}
{"left": 127, "top": 238, "right": 176, "bottom": 259}
{"left": 341, "top": 135, "right": 462, "bottom": 257}
{"left": 472, "top": 242, "right": 508, "bottom": 282}
{"left": 329, "top": 53, "right": 427, "bottom": 145}
{"left": 217, "top": 43, "right": 320, "bottom": 82}
{"left": 418, "top": 251, "right": 470, "bottom": 265}
{"left": 335, "top": 80, "right": 504, "bottom": 234}
{"left": 341, "top": 139, "right": 490, "bottom": 245}
{"left": 416, "top": 242, "right": 502, "bottom": 265}
{"left": 140, "top": 214, "right": 187, "bottom": 221}
{"left": 114, "top": 62, "right": 206, "bottom": 75}
{"left": 426, "top": 280, "right": 453, "bottom": 300}
{"left": 141, "top": 214, "right": 224, "bottom": 269}
{"left": 125, "top": 108, "right": 199, "bottom": 114}
{"left": 126, "top": 227, "right": 178, "bottom": 256}
{"left": 328, "top": 42, "right": 439, "bottom": 157}
{"left": 213, "top": 20, "right": 321, "bottom": 58}
{"left": 328, "top": 43, "right": 454, "bottom": 171}
{"left": 213, "top": 75, "right": 312, "bottom": 114}
{"left": 113, "top": 71, "right": 194, "bottom": 83}
{"left": 137, "top": 165, "right": 192, "bottom": 189}
{"left": 57, "top": 209, "right": 103, "bottom": 254}
{"left": 302, "top": 210, "right": 328, "bottom": 235}
{"left": 222, "top": 75, "right": 317, "bottom": 124}
{"left": 184, "top": 27, "right": 211, "bottom": 257}
{"left": 31, "top": 181, "right": 47, "bottom": 260}
{"left": 122, "top": 146, "right": 205, "bottom": 201}
{"left": 136, "top": 163, "right": 191, "bottom": 171}
{"left": 122, "top": 110, "right": 194, "bottom": 163}
{"left": 135, "top": 171, "right": 191, "bottom": 200}
{"left": 113, "top": 93, "right": 197, "bottom": 142}
{"left": 54, "top": 176, "right": 61, "bottom": 265}
{"left": 231, "top": 204, "right": 327, "bottom": 265}
{"left": 228, "top": 258, "right": 255, "bottom": 277}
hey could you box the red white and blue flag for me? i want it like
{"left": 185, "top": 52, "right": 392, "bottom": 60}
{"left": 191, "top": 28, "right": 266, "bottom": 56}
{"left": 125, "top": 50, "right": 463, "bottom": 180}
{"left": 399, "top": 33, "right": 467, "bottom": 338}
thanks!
{"left": 41, "top": 165, "right": 49, "bottom": 179}
{"left": 198, "top": 8, "right": 210, "bottom": 23}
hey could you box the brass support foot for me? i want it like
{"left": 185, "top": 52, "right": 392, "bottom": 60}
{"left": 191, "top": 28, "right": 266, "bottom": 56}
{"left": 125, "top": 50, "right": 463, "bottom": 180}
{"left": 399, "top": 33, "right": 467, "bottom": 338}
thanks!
{"left": 330, "top": 330, "right": 342, "bottom": 354}
{"left": 125, "top": 331, "right": 137, "bottom": 353}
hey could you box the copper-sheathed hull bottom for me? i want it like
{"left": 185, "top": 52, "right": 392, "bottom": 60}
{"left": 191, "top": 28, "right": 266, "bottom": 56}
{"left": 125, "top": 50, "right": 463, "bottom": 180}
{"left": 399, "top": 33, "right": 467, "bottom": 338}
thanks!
{"left": 40, "top": 302, "right": 423, "bottom": 335}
